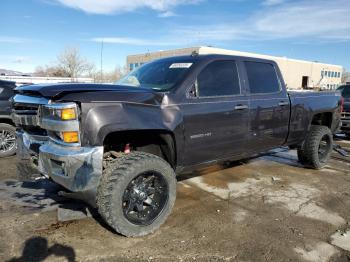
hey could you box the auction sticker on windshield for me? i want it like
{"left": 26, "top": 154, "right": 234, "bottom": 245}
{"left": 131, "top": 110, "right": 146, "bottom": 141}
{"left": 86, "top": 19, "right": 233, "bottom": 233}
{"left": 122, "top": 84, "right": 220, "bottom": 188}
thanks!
{"left": 169, "top": 63, "right": 193, "bottom": 69}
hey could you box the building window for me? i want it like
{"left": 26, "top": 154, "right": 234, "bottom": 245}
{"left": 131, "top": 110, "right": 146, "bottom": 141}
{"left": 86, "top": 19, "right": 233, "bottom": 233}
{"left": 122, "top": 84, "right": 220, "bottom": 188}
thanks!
{"left": 324, "top": 71, "right": 328, "bottom": 77}
{"left": 338, "top": 72, "right": 341, "bottom": 78}
{"left": 321, "top": 71, "right": 324, "bottom": 77}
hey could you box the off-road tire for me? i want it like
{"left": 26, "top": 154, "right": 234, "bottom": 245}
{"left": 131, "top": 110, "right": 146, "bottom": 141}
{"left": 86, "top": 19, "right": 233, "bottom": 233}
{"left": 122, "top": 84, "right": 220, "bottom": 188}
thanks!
{"left": 97, "top": 151, "right": 177, "bottom": 237}
{"left": 297, "top": 125, "right": 333, "bottom": 169}
{"left": 0, "top": 123, "right": 17, "bottom": 158}
{"left": 297, "top": 142, "right": 307, "bottom": 165}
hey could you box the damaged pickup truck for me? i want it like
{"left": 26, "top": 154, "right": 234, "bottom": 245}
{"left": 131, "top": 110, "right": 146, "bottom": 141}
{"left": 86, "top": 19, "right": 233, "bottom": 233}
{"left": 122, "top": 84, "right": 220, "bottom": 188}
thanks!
{"left": 13, "top": 54, "right": 342, "bottom": 236}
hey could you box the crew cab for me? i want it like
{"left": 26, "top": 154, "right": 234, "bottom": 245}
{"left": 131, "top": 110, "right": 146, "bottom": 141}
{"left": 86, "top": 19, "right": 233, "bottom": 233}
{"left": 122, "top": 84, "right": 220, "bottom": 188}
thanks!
{"left": 0, "top": 80, "right": 16, "bottom": 157}
{"left": 337, "top": 84, "right": 350, "bottom": 137}
{"left": 12, "top": 54, "right": 342, "bottom": 236}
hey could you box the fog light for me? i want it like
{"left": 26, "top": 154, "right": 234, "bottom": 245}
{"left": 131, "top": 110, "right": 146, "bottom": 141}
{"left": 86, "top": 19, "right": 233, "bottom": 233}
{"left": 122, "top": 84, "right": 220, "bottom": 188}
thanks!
{"left": 61, "top": 108, "right": 76, "bottom": 120}
{"left": 62, "top": 131, "right": 79, "bottom": 143}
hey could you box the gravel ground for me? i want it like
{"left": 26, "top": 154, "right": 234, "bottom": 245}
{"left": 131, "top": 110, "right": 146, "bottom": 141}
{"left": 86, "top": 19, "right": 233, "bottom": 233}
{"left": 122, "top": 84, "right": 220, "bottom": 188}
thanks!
{"left": 0, "top": 137, "right": 349, "bottom": 261}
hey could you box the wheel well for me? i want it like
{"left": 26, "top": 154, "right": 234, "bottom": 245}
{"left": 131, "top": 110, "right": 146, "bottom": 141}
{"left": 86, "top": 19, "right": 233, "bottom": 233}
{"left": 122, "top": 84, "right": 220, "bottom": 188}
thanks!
{"left": 311, "top": 112, "right": 332, "bottom": 129}
{"left": 0, "top": 118, "right": 14, "bottom": 126}
{"left": 103, "top": 130, "right": 177, "bottom": 168}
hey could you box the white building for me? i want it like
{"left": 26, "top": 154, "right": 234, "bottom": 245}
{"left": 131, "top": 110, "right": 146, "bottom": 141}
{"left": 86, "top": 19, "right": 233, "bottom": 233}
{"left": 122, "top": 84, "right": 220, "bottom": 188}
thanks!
{"left": 0, "top": 75, "right": 94, "bottom": 86}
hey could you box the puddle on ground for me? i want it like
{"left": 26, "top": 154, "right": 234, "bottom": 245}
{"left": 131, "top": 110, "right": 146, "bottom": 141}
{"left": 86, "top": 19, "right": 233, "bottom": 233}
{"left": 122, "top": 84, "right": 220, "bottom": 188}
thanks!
{"left": 0, "top": 179, "right": 62, "bottom": 212}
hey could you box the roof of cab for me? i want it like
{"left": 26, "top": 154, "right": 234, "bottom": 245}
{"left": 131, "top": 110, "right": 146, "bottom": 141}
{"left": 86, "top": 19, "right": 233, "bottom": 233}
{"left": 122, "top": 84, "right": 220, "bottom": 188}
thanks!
{"left": 152, "top": 53, "right": 277, "bottom": 65}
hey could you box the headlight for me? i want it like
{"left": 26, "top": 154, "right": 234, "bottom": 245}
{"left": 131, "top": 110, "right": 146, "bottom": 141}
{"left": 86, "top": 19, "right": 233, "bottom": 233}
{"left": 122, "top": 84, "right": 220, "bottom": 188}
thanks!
{"left": 40, "top": 102, "right": 80, "bottom": 145}
{"left": 43, "top": 105, "right": 77, "bottom": 121}
{"left": 60, "top": 108, "right": 77, "bottom": 120}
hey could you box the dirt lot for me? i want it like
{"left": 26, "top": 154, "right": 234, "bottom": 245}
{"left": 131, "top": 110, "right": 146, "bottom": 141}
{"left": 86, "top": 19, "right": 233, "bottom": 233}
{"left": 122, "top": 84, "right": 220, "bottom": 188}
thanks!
{"left": 0, "top": 138, "right": 350, "bottom": 262}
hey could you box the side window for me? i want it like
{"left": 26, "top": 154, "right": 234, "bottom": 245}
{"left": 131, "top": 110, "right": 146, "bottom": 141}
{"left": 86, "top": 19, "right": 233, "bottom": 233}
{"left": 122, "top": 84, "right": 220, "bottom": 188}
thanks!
{"left": 196, "top": 61, "right": 240, "bottom": 97}
{"left": 245, "top": 61, "right": 280, "bottom": 94}
{"left": 0, "top": 87, "right": 8, "bottom": 99}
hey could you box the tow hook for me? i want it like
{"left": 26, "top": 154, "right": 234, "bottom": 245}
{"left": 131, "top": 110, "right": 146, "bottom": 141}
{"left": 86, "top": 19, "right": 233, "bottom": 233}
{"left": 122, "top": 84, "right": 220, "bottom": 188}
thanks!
{"left": 333, "top": 144, "right": 349, "bottom": 157}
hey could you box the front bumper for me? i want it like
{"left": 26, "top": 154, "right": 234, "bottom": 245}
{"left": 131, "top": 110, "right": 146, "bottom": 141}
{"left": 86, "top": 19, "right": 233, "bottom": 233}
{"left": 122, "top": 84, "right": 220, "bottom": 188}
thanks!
{"left": 17, "top": 131, "right": 103, "bottom": 206}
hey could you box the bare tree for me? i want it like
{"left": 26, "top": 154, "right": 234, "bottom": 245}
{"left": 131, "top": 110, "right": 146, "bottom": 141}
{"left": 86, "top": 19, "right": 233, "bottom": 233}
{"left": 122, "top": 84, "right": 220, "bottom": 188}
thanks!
{"left": 341, "top": 69, "right": 350, "bottom": 84}
{"left": 57, "top": 47, "right": 94, "bottom": 80}
{"left": 90, "top": 66, "right": 127, "bottom": 83}
{"left": 34, "top": 65, "right": 69, "bottom": 77}
{"left": 34, "top": 47, "right": 94, "bottom": 80}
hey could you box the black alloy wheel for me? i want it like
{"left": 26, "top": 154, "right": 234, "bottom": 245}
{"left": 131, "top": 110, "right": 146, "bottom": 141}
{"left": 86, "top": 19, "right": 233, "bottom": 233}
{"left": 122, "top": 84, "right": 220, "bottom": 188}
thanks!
{"left": 122, "top": 171, "right": 168, "bottom": 226}
{"left": 297, "top": 125, "right": 333, "bottom": 169}
{"left": 97, "top": 151, "right": 177, "bottom": 237}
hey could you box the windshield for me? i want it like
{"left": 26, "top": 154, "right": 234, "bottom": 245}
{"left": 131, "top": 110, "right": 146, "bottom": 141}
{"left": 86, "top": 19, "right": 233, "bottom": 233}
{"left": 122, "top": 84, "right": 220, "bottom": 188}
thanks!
{"left": 117, "top": 60, "right": 193, "bottom": 91}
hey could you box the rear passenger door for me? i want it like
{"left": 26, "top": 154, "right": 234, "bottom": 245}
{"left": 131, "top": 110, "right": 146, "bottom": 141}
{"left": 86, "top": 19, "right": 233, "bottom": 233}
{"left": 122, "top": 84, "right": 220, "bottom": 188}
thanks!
{"left": 181, "top": 60, "right": 250, "bottom": 165}
{"left": 244, "top": 61, "right": 290, "bottom": 152}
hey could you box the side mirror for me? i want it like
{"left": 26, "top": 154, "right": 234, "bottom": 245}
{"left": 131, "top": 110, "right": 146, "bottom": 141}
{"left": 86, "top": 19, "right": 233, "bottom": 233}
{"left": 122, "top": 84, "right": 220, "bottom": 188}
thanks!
{"left": 189, "top": 88, "right": 197, "bottom": 98}
{"left": 188, "top": 82, "right": 199, "bottom": 98}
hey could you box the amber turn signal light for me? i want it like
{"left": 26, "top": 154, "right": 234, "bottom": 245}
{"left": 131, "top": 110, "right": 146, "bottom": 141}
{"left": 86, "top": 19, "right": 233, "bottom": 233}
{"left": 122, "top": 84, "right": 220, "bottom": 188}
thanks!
{"left": 62, "top": 131, "right": 79, "bottom": 143}
{"left": 61, "top": 108, "right": 76, "bottom": 120}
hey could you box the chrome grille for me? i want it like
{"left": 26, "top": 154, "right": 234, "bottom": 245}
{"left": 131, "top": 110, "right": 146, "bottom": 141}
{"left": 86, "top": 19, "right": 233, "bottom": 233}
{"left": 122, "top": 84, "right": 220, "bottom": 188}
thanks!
{"left": 341, "top": 112, "right": 350, "bottom": 120}
{"left": 11, "top": 94, "right": 49, "bottom": 127}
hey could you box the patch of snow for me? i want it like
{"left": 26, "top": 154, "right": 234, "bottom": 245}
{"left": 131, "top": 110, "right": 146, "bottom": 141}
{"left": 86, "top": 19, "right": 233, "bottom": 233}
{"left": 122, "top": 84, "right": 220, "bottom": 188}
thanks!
{"left": 294, "top": 242, "right": 339, "bottom": 262}
{"left": 265, "top": 183, "right": 345, "bottom": 226}
{"left": 330, "top": 229, "right": 350, "bottom": 252}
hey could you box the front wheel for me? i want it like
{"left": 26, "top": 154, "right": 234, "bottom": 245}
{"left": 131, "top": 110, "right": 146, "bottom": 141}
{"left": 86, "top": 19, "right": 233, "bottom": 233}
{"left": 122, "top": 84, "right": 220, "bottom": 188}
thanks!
{"left": 97, "top": 152, "right": 177, "bottom": 237}
{"left": 297, "top": 125, "right": 333, "bottom": 169}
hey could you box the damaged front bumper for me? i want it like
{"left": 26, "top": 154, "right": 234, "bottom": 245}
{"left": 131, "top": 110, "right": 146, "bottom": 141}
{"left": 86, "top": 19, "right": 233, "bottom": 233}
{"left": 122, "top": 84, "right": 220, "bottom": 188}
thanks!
{"left": 17, "top": 131, "right": 103, "bottom": 206}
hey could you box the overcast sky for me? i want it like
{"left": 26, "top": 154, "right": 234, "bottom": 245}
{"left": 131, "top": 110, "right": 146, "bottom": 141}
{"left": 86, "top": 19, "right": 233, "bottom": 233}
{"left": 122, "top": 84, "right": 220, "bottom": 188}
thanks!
{"left": 1, "top": 0, "right": 350, "bottom": 72}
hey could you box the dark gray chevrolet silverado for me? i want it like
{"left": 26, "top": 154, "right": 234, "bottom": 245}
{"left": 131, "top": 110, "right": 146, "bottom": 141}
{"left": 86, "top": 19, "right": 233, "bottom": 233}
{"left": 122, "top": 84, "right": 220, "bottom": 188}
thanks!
{"left": 13, "top": 54, "right": 342, "bottom": 236}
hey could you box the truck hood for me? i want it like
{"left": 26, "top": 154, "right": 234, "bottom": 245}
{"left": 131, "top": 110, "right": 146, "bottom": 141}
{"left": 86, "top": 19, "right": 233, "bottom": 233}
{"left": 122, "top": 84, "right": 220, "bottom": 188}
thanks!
{"left": 15, "top": 83, "right": 159, "bottom": 98}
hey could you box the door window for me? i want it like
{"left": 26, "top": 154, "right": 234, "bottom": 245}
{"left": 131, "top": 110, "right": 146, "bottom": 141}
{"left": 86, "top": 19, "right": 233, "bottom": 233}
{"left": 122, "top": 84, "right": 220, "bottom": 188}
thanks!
{"left": 245, "top": 61, "right": 281, "bottom": 94}
{"left": 196, "top": 61, "right": 240, "bottom": 97}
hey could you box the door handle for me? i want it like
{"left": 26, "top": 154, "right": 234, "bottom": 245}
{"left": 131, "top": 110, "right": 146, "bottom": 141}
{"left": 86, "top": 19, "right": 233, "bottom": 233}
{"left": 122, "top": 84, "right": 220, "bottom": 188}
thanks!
{"left": 234, "top": 104, "right": 249, "bottom": 110}
{"left": 278, "top": 101, "right": 289, "bottom": 107}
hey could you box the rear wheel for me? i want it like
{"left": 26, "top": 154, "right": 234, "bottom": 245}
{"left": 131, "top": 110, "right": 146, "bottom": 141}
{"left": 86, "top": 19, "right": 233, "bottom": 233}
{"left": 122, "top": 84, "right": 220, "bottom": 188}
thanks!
{"left": 297, "top": 143, "right": 307, "bottom": 165}
{"left": 97, "top": 151, "right": 176, "bottom": 237}
{"left": 297, "top": 125, "right": 333, "bottom": 169}
{"left": 0, "top": 123, "right": 16, "bottom": 158}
